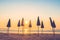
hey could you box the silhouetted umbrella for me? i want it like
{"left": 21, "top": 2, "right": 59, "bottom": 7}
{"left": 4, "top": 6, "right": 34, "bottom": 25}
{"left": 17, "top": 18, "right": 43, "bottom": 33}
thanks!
{"left": 17, "top": 20, "right": 20, "bottom": 40}
{"left": 37, "top": 16, "right": 40, "bottom": 36}
{"left": 49, "top": 17, "right": 56, "bottom": 36}
{"left": 7, "top": 19, "right": 11, "bottom": 35}
{"left": 41, "top": 21, "right": 44, "bottom": 34}
{"left": 17, "top": 20, "right": 20, "bottom": 35}
{"left": 21, "top": 18, "right": 24, "bottom": 35}
{"left": 29, "top": 20, "right": 32, "bottom": 35}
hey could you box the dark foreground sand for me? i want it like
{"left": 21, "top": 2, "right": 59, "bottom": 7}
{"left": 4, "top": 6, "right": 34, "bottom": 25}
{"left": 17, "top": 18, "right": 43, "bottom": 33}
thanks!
{"left": 0, "top": 33, "right": 60, "bottom": 40}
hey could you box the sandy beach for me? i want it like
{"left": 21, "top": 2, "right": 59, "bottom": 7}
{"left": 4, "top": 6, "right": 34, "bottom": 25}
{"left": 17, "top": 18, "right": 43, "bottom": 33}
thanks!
{"left": 0, "top": 33, "right": 60, "bottom": 40}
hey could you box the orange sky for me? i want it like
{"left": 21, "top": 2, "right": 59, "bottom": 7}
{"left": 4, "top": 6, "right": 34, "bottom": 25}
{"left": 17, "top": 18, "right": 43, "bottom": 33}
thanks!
{"left": 0, "top": 17, "right": 60, "bottom": 34}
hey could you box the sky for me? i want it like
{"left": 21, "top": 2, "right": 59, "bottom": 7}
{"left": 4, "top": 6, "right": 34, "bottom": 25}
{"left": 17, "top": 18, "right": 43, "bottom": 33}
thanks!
{"left": 0, "top": 0, "right": 60, "bottom": 34}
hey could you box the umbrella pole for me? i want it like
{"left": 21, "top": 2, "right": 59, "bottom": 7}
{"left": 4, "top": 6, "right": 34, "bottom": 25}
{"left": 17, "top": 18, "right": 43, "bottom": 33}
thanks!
{"left": 7, "top": 27, "right": 9, "bottom": 36}
{"left": 52, "top": 28, "right": 56, "bottom": 40}
{"left": 38, "top": 26, "right": 39, "bottom": 36}
{"left": 30, "top": 28, "right": 31, "bottom": 36}
{"left": 41, "top": 28, "right": 43, "bottom": 35}
{"left": 18, "top": 27, "right": 20, "bottom": 40}
{"left": 52, "top": 28, "right": 55, "bottom": 36}
{"left": 29, "top": 28, "right": 31, "bottom": 36}
{"left": 22, "top": 27, "right": 24, "bottom": 36}
{"left": 18, "top": 27, "right": 19, "bottom": 35}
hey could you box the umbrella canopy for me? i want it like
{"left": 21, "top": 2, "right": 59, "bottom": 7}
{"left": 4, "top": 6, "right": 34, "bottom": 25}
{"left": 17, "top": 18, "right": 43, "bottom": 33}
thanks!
{"left": 41, "top": 21, "right": 44, "bottom": 28}
{"left": 18, "top": 20, "right": 20, "bottom": 27}
{"left": 52, "top": 20, "right": 56, "bottom": 28}
{"left": 37, "top": 16, "right": 40, "bottom": 26}
{"left": 29, "top": 20, "right": 32, "bottom": 28}
{"left": 7, "top": 19, "right": 11, "bottom": 27}
{"left": 21, "top": 18, "right": 24, "bottom": 26}
{"left": 49, "top": 17, "right": 56, "bottom": 28}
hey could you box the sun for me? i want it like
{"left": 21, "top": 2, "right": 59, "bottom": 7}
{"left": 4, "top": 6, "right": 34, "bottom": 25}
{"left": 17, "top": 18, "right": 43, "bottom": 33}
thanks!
{"left": 25, "top": 20, "right": 28, "bottom": 24}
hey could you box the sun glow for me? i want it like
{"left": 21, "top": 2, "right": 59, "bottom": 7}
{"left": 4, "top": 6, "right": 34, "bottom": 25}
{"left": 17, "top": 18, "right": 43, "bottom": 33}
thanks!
{"left": 25, "top": 20, "right": 28, "bottom": 24}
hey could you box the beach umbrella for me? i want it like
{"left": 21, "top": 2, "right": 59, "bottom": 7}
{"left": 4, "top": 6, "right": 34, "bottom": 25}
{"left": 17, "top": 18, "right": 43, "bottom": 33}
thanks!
{"left": 7, "top": 19, "right": 11, "bottom": 35}
{"left": 17, "top": 20, "right": 20, "bottom": 35}
{"left": 41, "top": 21, "right": 44, "bottom": 34}
{"left": 29, "top": 20, "right": 32, "bottom": 35}
{"left": 21, "top": 18, "right": 24, "bottom": 35}
{"left": 21, "top": 18, "right": 24, "bottom": 26}
{"left": 37, "top": 16, "right": 40, "bottom": 36}
{"left": 49, "top": 17, "right": 56, "bottom": 36}
{"left": 17, "top": 20, "right": 20, "bottom": 40}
